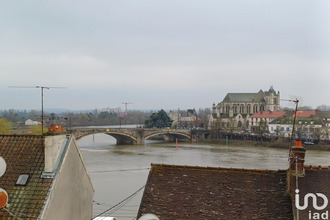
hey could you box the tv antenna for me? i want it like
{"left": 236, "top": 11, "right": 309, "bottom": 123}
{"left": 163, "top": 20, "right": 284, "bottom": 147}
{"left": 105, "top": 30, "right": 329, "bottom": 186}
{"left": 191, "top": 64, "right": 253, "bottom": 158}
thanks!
{"left": 9, "top": 86, "right": 66, "bottom": 135}
{"left": 281, "top": 98, "right": 299, "bottom": 157}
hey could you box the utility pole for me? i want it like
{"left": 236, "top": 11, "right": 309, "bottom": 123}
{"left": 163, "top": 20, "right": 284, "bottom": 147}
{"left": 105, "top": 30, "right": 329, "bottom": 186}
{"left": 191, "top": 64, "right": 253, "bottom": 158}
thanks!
{"left": 9, "top": 86, "right": 66, "bottom": 135}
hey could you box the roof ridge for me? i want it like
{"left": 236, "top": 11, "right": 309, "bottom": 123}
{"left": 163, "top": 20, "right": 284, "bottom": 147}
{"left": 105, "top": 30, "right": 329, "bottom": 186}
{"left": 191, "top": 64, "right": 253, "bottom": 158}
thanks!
{"left": 150, "top": 163, "right": 285, "bottom": 172}
{"left": 304, "top": 165, "right": 330, "bottom": 170}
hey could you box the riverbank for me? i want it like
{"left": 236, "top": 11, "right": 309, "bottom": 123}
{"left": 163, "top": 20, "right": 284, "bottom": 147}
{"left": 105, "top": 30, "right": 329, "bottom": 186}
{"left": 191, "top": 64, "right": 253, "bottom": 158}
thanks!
{"left": 204, "top": 139, "right": 330, "bottom": 151}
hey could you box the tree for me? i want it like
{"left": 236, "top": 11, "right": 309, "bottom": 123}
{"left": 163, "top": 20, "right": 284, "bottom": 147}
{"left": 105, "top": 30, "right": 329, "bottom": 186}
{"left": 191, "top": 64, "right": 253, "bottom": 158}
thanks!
{"left": 0, "top": 118, "right": 12, "bottom": 134}
{"left": 144, "top": 109, "right": 173, "bottom": 128}
{"left": 197, "top": 108, "right": 211, "bottom": 128}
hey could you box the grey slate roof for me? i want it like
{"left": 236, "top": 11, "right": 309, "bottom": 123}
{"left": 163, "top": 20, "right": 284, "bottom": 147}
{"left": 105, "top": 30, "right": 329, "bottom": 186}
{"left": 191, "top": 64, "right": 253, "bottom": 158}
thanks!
{"left": 222, "top": 93, "right": 265, "bottom": 103}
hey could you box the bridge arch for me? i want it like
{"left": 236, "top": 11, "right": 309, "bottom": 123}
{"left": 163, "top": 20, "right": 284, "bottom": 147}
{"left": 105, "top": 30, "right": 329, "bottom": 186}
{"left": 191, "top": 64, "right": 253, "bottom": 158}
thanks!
{"left": 145, "top": 131, "right": 191, "bottom": 141}
{"left": 105, "top": 131, "right": 137, "bottom": 145}
{"left": 72, "top": 128, "right": 192, "bottom": 145}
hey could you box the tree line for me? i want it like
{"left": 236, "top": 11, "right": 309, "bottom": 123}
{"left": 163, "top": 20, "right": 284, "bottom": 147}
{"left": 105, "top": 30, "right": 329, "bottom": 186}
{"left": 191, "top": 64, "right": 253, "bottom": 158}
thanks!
{"left": 0, "top": 108, "right": 211, "bottom": 134}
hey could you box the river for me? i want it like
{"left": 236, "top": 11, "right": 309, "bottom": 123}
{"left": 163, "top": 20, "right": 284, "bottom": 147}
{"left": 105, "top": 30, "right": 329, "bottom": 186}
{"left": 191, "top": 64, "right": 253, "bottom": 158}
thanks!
{"left": 78, "top": 133, "right": 330, "bottom": 220}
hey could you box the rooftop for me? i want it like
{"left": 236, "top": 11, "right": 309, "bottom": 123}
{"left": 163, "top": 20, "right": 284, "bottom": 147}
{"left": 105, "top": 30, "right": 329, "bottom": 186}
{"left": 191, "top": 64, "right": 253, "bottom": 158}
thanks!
{"left": 138, "top": 164, "right": 292, "bottom": 220}
{"left": 293, "top": 110, "right": 317, "bottom": 118}
{"left": 291, "top": 166, "right": 330, "bottom": 220}
{"left": 0, "top": 135, "right": 53, "bottom": 219}
{"left": 250, "top": 111, "right": 286, "bottom": 118}
{"left": 222, "top": 93, "right": 265, "bottom": 103}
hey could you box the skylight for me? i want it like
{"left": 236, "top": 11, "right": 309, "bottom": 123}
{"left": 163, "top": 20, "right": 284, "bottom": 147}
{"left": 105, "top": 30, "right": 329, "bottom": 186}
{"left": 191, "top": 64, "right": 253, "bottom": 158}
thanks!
{"left": 16, "top": 174, "right": 29, "bottom": 186}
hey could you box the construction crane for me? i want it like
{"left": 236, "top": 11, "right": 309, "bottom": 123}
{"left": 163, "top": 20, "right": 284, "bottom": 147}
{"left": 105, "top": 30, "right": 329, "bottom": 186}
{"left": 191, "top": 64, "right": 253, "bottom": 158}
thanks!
{"left": 122, "top": 102, "right": 133, "bottom": 117}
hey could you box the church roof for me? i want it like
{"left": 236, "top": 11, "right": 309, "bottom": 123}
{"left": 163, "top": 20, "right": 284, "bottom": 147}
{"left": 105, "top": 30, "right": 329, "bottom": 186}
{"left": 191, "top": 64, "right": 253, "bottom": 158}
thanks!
{"left": 268, "top": 86, "right": 276, "bottom": 94}
{"left": 222, "top": 93, "right": 265, "bottom": 103}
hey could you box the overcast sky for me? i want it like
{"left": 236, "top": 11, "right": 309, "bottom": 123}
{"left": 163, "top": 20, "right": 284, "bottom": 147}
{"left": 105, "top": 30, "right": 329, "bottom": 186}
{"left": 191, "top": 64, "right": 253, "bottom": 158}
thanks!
{"left": 0, "top": 0, "right": 329, "bottom": 111}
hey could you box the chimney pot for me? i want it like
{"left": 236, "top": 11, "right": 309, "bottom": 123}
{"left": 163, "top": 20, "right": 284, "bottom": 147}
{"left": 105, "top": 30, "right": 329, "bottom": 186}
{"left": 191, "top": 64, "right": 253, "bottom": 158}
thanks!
{"left": 289, "top": 144, "right": 306, "bottom": 176}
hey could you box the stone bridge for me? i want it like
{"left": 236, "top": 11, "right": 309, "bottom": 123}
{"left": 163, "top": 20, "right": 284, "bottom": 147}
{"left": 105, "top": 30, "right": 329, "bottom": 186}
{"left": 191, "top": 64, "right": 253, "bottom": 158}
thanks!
{"left": 70, "top": 128, "right": 193, "bottom": 145}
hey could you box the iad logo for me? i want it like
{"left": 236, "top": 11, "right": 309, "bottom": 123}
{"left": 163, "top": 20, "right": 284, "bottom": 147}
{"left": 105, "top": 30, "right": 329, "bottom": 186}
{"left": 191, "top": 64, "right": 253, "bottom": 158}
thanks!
{"left": 295, "top": 189, "right": 329, "bottom": 219}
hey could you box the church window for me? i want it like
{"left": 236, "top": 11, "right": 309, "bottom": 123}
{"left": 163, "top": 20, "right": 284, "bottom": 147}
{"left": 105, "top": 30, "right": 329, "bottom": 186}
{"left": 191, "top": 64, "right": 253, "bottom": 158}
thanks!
{"left": 225, "top": 105, "right": 230, "bottom": 113}
{"left": 233, "top": 105, "right": 237, "bottom": 114}
{"left": 260, "top": 105, "right": 265, "bottom": 111}
{"left": 239, "top": 105, "right": 244, "bottom": 113}
{"left": 253, "top": 104, "right": 258, "bottom": 113}
{"left": 246, "top": 105, "right": 251, "bottom": 114}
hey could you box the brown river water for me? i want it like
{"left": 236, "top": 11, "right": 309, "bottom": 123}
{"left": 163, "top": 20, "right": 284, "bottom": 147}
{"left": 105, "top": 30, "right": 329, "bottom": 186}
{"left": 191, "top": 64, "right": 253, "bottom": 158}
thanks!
{"left": 78, "top": 133, "right": 330, "bottom": 220}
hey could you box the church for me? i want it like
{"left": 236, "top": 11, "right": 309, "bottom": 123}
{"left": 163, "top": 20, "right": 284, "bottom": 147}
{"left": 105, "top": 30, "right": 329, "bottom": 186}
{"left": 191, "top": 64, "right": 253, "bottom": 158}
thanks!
{"left": 211, "top": 86, "right": 280, "bottom": 130}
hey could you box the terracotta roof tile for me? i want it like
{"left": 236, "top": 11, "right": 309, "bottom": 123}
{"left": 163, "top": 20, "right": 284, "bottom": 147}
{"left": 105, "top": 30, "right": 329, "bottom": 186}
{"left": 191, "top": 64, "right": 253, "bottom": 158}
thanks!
{"left": 250, "top": 111, "right": 286, "bottom": 118}
{"left": 293, "top": 110, "right": 317, "bottom": 118}
{"left": 0, "top": 135, "right": 53, "bottom": 219}
{"left": 290, "top": 167, "right": 330, "bottom": 220}
{"left": 138, "top": 164, "right": 293, "bottom": 220}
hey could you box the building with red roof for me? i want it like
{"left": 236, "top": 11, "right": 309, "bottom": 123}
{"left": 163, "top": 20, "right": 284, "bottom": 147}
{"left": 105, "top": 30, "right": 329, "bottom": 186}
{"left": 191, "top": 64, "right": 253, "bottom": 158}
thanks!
{"left": 293, "top": 110, "right": 317, "bottom": 118}
{"left": 250, "top": 110, "right": 286, "bottom": 132}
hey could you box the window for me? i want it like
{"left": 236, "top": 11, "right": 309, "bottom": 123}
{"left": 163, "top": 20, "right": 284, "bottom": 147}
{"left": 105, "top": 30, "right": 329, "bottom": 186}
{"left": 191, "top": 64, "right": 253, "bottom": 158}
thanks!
{"left": 286, "top": 127, "right": 290, "bottom": 131}
{"left": 247, "top": 105, "right": 251, "bottom": 114}
{"left": 16, "top": 174, "right": 29, "bottom": 186}
{"left": 225, "top": 105, "right": 230, "bottom": 113}
{"left": 239, "top": 105, "right": 244, "bottom": 113}
{"left": 238, "top": 121, "right": 242, "bottom": 127}
{"left": 253, "top": 104, "right": 258, "bottom": 113}
{"left": 260, "top": 105, "right": 265, "bottom": 111}
{"left": 233, "top": 105, "right": 237, "bottom": 114}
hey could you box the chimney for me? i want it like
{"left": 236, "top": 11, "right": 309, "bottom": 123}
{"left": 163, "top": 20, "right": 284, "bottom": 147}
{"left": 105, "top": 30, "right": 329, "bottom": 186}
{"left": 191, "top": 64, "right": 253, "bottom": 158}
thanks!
{"left": 43, "top": 135, "right": 70, "bottom": 177}
{"left": 289, "top": 140, "right": 306, "bottom": 176}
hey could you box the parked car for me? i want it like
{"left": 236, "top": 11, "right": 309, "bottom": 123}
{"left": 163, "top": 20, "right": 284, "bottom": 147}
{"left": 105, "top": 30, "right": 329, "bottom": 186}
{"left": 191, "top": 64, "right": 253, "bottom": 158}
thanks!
{"left": 303, "top": 141, "right": 314, "bottom": 145}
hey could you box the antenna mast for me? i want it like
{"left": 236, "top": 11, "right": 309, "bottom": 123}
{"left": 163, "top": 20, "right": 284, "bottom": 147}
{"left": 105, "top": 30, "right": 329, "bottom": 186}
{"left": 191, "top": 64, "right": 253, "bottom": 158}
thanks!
{"left": 9, "top": 86, "right": 66, "bottom": 135}
{"left": 281, "top": 98, "right": 299, "bottom": 158}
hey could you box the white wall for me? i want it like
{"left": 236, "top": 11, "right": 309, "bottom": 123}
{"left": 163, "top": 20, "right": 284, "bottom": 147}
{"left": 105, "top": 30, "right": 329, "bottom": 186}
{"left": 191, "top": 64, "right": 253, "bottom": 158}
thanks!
{"left": 42, "top": 136, "right": 94, "bottom": 220}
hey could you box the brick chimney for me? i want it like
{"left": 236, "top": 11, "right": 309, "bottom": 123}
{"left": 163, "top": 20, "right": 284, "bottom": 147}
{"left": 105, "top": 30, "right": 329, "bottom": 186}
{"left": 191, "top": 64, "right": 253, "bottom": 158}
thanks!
{"left": 289, "top": 140, "right": 306, "bottom": 176}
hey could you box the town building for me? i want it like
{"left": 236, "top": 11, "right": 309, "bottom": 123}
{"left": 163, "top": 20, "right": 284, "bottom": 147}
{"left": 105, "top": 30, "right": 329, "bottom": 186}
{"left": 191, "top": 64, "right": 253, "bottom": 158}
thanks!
{"left": 169, "top": 109, "right": 197, "bottom": 129}
{"left": 211, "top": 86, "right": 280, "bottom": 131}
{"left": 25, "top": 119, "right": 40, "bottom": 126}
{"left": 0, "top": 135, "right": 94, "bottom": 219}
{"left": 249, "top": 110, "right": 287, "bottom": 133}
{"left": 268, "top": 110, "right": 324, "bottom": 139}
